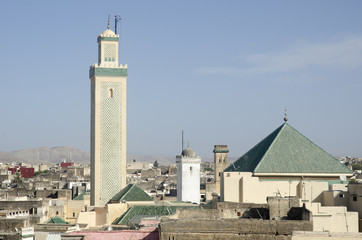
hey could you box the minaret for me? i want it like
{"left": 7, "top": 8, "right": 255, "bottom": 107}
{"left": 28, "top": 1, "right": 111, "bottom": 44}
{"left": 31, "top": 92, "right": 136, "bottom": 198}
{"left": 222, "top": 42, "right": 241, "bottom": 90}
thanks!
{"left": 89, "top": 25, "right": 127, "bottom": 206}
{"left": 176, "top": 147, "right": 201, "bottom": 204}
{"left": 214, "top": 145, "right": 228, "bottom": 194}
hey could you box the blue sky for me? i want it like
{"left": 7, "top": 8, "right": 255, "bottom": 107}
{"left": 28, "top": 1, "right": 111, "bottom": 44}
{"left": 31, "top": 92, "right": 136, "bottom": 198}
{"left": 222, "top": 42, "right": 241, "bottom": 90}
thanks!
{"left": 0, "top": 1, "right": 362, "bottom": 158}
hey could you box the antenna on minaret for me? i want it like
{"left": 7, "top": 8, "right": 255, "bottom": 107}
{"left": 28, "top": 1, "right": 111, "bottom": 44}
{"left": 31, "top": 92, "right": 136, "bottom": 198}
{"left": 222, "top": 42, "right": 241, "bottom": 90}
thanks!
{"left": 115, "top": 15, "right": 121, "bottom": 34}
{"left": 107, "top": 15, "right": 110, "bottom": 29}
{"left": 284, "top": 107, "right": 288, "bottom": 123}
{"left": 182, "top": 130, "right": 184, "bottom": 151}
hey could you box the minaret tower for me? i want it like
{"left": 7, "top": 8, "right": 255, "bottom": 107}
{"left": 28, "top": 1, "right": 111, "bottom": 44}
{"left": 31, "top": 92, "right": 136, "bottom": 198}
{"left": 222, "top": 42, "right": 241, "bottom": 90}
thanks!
{"left": 176, "top": 147, "right": 201, "bottom": 204}
{"left": 89, "top": 23, "right": 127, "bottom": 206}
{"left": 214, "top": 145, "right": 228, "bottom": 194}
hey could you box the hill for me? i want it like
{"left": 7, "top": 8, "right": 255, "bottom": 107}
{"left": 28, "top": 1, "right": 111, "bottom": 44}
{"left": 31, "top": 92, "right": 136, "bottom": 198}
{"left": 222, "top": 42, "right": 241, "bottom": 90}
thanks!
{"left": 0, "top": 147, "right": 222, "bottom": 166}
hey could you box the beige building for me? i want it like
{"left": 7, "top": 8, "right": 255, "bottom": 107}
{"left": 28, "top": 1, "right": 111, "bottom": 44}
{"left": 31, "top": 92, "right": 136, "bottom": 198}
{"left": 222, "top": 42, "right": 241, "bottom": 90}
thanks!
{"left": 89, "top": 26, "right": 128, "bottom": 206}
{"left": 221, "top": 122, "right": 358, "bottom": 232}
{"left": 76, "top": 184, "right": 197, "bottom": 229}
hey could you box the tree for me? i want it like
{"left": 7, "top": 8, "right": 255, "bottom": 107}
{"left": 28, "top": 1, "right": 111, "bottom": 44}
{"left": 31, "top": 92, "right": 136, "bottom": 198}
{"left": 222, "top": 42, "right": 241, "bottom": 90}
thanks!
{"left": 13, "top": 172, "right": 23, "bottom": 184}
{"left": 352, "top": 163, "right": 362, "bottom": 171}
{"left": 153, "top": 160, "right": 159, "bottom": 168}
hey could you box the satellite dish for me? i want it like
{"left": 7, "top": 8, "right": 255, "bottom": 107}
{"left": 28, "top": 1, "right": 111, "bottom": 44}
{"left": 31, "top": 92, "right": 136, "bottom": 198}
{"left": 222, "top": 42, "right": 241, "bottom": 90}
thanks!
{"left": 339, "top": 175, "right": 347, "bottom": 182}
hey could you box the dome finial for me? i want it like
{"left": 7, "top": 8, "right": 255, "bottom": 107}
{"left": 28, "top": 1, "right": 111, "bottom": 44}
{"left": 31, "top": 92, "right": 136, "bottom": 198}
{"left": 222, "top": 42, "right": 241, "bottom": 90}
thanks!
{"left": 284, "top": 107, "right": 288, "bottom": 122}
{"left": 107, "top": 15, "right": 110, "bottom": 29}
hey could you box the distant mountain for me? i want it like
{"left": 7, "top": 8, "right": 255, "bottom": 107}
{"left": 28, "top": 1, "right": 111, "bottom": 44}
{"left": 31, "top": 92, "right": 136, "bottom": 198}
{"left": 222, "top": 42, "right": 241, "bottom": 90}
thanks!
{"left": 0, "top": 146, "right": 231, "bottom": 166}
{"left": 0, "top": 146, "right": 90, "bottom": 165}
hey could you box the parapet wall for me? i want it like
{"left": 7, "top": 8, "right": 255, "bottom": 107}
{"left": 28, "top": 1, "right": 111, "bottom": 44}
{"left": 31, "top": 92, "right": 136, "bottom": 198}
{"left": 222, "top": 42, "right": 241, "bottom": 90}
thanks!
{"left": 160, "top": 218, "right": 313, "bottom": 240}
{"left": 0, "top": 200, "right": 42, "bottom": 210}
{"left": 0, "top": 217, "right": 40, "bottom": 233}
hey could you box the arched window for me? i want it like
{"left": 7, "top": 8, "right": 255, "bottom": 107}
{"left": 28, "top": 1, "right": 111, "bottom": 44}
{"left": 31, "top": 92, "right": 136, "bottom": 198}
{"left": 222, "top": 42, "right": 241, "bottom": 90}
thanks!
{"left": 104, "top": 57, "right": 108, "bottom": 62}
{"left": 109, "top": 88, "right": 114, "bottom": 98}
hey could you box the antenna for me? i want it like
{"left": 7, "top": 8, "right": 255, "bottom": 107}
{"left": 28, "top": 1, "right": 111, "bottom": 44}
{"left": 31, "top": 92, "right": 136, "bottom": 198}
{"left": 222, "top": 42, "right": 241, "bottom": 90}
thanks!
{"left": 182, "top": 130, "right": 184, "bottom": 151}
{"left": 115, "top": 15, "right": 121, "bottom": 34}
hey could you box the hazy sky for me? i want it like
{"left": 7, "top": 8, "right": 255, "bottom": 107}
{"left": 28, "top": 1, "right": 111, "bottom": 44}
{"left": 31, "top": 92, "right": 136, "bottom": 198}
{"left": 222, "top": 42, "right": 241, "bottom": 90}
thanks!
{"left": 0, "top": 1, "right": 362, "bottom": 158}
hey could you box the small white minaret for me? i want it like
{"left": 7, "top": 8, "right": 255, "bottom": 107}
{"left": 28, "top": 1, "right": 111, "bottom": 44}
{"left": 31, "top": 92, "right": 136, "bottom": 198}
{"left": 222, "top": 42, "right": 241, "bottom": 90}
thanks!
{"left": 176, "top": 147, "right": 201, "bottom": 204}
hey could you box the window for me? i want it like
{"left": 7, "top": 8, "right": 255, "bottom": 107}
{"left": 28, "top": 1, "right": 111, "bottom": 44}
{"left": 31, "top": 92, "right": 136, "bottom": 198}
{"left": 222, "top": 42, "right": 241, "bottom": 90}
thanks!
{"left": 56, "top": 211, "right": 59, "bottom": 215}
{"left": 339, "top": 193, "right": 344, "bottom": 198}
{"left": 73, "top": 212, "right": 75, "bottom": 217}
{"left": 108, "top": 88, "right": 114, "bottom": 98}
{"left": 353, "top": 196, "right": 357, "bottom": 202}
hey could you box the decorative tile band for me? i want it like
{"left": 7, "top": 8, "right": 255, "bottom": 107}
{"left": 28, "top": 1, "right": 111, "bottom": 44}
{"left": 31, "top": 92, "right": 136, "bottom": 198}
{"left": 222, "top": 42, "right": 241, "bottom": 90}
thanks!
{"left": 89, "top": 67, "right": 128, "bottom": 77}
{"left": 97, "top": 36, "right": 119, "bottom": 42}
{"left": 99, "top": 81, "right": 123, "bottom": 206}
{"left": 213, "top": 150, "right": 229, "bottom": 153}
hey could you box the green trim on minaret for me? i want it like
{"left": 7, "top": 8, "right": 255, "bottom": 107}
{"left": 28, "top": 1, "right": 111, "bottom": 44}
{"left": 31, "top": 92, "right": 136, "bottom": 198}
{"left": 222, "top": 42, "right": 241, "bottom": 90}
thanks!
{"left": 97, "top": 36, "right": 119, "bottom": 42}
{"left": 224, "top": 123, "right": 352, "bottom": 174}
{"left": 213, "top": 150, "right": 229, "bottom": 153}
{"left": 89, "top": 67, "right": 127, "bottom": 78}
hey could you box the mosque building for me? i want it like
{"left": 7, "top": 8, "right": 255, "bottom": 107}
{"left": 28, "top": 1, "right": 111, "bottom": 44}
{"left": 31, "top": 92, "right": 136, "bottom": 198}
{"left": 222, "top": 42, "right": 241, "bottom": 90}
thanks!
{"left": 221, "top": 119, "right": 352, "bottom": 204}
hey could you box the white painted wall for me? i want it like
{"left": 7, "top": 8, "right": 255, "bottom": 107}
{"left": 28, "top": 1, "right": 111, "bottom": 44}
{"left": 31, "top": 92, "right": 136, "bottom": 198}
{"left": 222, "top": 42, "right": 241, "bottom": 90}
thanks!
{"left": 176, "top": 156, "right": 201, "bottom": 204}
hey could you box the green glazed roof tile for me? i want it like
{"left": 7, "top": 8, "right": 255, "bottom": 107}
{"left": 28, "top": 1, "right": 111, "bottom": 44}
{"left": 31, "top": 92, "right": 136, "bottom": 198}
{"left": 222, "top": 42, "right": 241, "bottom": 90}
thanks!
{"left": 110, "top": 184, "right": 153, "bottom": 202}
{"left": 112, "top": 205, "right": 200, "bottom": 225}
{"left": 73, "top": 191, "right": 88, "bottom": 200}
{"left": 225, "top": 123, "right": 352, "bottom": 174}
{"left": 44, "top": 217, "right": 68, "bottom": 224}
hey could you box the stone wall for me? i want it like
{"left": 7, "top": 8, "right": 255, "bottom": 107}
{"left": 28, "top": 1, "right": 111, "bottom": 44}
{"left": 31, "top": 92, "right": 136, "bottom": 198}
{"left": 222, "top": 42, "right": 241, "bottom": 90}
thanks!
{"left": 0, "top": 233, "right": 21, "bottom": 240}
{"left": 0, "top": 217, "right": 40, "bottom": 232}
{"left": 268, "top": 196, "right": 300, "bottom": 220}
{"left": 172, "top": 201, "right": 270, "bottom": 220}
{"left": 160, "top": 218, "right": 313, "bottom": 240}
{"left": 0, "top": 189, "right": 35, "bottom": 199}
{"left": 0, "top": 200, "right": 42, "bottom": 210}
{"left": 35, "top": 189, "right": 72, "bottom": 200}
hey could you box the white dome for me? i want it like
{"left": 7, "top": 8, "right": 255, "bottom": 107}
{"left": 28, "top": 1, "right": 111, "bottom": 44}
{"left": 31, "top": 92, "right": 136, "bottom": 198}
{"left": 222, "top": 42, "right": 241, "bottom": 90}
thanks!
{"left": 101, "top": 29, "right": 116, "bottom": 35}
{"left": 181, "top": 147, "right": 196, "bottom": 157}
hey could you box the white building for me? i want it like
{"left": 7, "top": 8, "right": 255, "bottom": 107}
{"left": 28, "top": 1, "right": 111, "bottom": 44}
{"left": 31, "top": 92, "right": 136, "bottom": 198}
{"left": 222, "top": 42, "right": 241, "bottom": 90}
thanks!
{"left": 176, "top": 147, "right": 201, "bottom": 204}
{"left": 89, "top": 25, "right": 128, "bottom": 206}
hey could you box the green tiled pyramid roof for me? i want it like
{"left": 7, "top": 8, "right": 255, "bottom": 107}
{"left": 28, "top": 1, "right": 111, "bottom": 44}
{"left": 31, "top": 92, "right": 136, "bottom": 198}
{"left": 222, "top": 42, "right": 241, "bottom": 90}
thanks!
{"left": 110, "top": 184, "right": 153, "bottom": 202}
{"left": 73, "top": 191, "right": 89, "bottom": 200}
{"left": 44, "top": 217, "right": 68, "bottom": 224}
{"left": 224, "top": 123, "right": 352, "bottom": 174}
{"left": 112, "top": 205, "right": 200, "bottom": 225}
